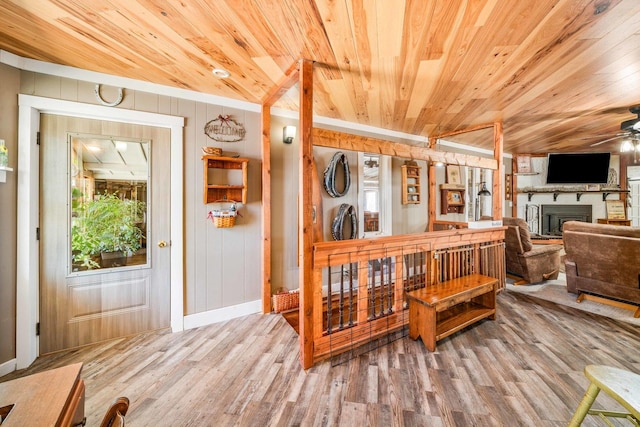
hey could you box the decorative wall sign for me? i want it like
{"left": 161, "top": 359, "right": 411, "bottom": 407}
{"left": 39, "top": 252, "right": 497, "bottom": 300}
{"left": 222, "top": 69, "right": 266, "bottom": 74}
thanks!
{"left": 505, "top": 174, "right": 512, "bottom": 200}
{"left": 204, "top": 115, "right": 246, "bottom": 142}
{"left": 606, "top": 200, "right": 626, "bottom": 219}
{"left": 515, "top": 155, "right": 532, "bottom": 173}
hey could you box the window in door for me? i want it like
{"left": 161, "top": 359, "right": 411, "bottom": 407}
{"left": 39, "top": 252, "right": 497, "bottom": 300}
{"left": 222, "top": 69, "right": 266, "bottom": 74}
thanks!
{"left": 70, "top": 135, "right": 150, "bottom": 272}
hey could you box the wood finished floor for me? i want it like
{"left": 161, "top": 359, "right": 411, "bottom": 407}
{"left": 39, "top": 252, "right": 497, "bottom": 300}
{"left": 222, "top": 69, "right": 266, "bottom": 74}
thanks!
{"left": 2, "top": 291, "right": 639, "bottom": 426}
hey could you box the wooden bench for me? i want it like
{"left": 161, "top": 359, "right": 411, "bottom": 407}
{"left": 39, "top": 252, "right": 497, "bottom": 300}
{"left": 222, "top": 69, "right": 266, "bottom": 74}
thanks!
{"left": 405, "top": 274, "right": 497, "bottom": 351}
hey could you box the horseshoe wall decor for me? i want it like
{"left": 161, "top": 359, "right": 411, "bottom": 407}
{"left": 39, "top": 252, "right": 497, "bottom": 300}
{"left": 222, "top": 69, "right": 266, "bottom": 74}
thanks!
{"left": 94, "top": 84, "right": 124, "bottom": 107}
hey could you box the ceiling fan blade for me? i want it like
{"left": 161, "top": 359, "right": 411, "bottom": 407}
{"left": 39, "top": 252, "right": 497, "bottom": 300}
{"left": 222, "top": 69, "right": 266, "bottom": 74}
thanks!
{"left": 589, "top": 134, "right": 628, "bottom": 146}
{"left": 579, "top": 133, "right": 627, "bottom": 140}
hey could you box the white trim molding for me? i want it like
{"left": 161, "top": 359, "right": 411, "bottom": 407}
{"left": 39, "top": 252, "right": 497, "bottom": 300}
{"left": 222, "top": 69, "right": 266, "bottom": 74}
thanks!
{"left": 0, "top": 359, "right": 16, "bottom": 378}
{"left": 16, "top": 94, "right": 185, "bottom": 369}
{"left": 183, "top": 300, "right": 262, "bottom": 330}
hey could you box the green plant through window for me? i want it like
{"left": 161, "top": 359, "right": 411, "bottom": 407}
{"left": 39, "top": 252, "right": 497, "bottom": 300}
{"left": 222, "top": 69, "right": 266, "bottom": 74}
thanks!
{"left": 72, "top": 192, "right": 146, "bottom": 269}
{"left": 69, "top": 135, "right": 149, "bottom": 271}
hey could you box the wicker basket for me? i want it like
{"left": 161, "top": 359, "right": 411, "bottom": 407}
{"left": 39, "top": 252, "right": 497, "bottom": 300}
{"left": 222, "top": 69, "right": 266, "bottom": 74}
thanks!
{"left": 272, "top": 290, "right": 299, "bottom": 313}
{"left": 202, "top": 146, "right": 223, "bottom": 156}
{"left": 213, "top": 215, "right": 236, "bottom": 228}
{"left": 208, "top": 204, "right": 238, "bottom": 228}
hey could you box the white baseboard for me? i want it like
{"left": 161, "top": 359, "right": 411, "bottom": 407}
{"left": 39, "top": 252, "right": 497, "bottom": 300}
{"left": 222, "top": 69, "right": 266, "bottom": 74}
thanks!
{"left": 0, "top": 358, "right": 17, "bottom": 378}
{"left": 183, "top": 300, "right": 262, "bottom": 330}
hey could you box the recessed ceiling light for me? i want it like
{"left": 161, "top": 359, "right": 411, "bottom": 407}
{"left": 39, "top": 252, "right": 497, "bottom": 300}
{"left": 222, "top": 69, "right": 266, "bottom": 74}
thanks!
{"left": 212, "top": 68, "right": 231, "bottom": 78}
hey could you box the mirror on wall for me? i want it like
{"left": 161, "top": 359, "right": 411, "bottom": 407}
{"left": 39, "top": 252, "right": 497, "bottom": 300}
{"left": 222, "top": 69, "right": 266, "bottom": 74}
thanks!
{"left": 362, "top": 153, "right": 380, "bottom": 232}
{"left": 465, "top": 167, "right": 493, "bottom": 221}
{"left": 359, "top": 153, "right": 392, "bottom": 237}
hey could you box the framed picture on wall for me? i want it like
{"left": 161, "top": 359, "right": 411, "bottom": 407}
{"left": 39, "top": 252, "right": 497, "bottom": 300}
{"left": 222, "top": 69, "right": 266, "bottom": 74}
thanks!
{"left": 606, "top": 200, "right": 626, "bottom": 219}
{"left": 446, "top": 190, "right": 464, "bottom": 205}
{"left": 515, "top": 155, "right": 532, "bottom": 174}
{"left": 446, "top": 165, "right": 462, "bottom": 185}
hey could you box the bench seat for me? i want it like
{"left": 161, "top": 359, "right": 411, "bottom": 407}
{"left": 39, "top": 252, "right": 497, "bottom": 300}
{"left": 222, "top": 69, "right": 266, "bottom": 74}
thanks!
{"left": 406, "top": 274, "right": 497, "bottom": 351}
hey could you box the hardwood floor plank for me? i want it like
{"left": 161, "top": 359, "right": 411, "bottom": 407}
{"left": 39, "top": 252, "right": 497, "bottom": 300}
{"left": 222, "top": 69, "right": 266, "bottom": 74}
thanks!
{"left": 1, "top": 291, "right": 638, "bottom": 426}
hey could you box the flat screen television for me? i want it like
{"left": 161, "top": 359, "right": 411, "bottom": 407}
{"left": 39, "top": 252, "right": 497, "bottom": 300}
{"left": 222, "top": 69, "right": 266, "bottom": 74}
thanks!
{"left": 545, "top": 152, "right": 611, "bottom": 184}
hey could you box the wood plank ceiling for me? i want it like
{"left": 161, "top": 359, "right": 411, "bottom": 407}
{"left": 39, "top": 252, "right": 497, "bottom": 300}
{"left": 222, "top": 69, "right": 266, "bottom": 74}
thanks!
{"left": 2, "top": 0, "right": 640, "bottom": 154}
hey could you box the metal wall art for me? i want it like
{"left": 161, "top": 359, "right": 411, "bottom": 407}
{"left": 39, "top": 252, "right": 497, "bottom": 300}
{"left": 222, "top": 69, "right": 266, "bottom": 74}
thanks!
{"left": 94, "top": 84, "right": 124, "bottom": 107}
{"left": 204, "top": 114, "right": 246, "bottom": 142}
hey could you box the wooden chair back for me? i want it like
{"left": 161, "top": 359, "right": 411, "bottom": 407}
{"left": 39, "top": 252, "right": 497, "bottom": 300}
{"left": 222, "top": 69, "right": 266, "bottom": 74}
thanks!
{"left": 100, "top": 397, "right": 129, "bottom": 427}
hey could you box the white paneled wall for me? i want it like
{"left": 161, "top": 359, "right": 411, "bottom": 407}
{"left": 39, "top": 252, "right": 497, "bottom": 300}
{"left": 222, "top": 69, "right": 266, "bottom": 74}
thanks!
{"left": 21, "top": 72, "right": 262, "bottom": 316}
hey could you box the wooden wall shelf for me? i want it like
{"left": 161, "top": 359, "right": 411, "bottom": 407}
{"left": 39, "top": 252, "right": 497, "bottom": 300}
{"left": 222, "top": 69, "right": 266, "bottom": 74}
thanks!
{"left": 401, "top": 164, "right": 421, "bottom": 204}
{"left": 202, "top": 155, "right": 249, "bottom": 204}
{"left": 440, "top": 188, "right": 465, "bottom": 214}
{"left": 519, "top": 188, "right": 629, "bottom": 202}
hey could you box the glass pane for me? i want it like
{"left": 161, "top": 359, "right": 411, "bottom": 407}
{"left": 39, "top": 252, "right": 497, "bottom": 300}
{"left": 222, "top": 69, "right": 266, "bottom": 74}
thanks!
{"left": 70, "top": 135, "right": 149, "bottom": 272}
{"left": 363, "top": 154, "right": 380, "bottom": 232}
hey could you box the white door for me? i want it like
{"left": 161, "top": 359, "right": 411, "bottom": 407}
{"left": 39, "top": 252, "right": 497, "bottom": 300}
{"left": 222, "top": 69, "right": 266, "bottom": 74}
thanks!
{"left": 630, "top": 180, "right": 640, "bottom": 227}
{"left": 39, "top": 114, "right": 171, "bottom": 354}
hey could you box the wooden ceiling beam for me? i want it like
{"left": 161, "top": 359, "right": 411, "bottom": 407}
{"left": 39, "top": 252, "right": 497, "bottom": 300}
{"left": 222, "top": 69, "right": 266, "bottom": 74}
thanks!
{"left": 312, "top": 128, "right": 497, "bottom": 170}
{"left": 433, "top": 123, "right": 496, "bottom": 140}
{"left": 261, "top": 61, "right": 300, "bottom": 107}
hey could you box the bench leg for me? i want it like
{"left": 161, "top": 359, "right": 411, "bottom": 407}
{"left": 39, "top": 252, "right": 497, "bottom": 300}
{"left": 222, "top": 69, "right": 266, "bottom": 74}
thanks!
{"left": 409, "top": 303, "right": 420, "bottom": 340}
{"left": 422, "top": 306, "right": 436, "bottom": 351}
{"left": 408, "top": 301, "right": 436, "bottom": 351}
{"left": 568, "top": 383, "right": 600, "bottom": 427}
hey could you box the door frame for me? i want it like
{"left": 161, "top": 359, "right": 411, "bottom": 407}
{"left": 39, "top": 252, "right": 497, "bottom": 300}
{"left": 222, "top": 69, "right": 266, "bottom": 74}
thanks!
{"left": 16, "top": 94, "right": 185, "bottom": 369}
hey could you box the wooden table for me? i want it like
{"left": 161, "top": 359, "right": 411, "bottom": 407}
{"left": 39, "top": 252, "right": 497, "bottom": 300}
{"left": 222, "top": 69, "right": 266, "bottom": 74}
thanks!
{"left": 0, "top": 363, "right": 85, "bottom": 426}
{"left": 597, "top": 218, "right": 631, "bottom": 226}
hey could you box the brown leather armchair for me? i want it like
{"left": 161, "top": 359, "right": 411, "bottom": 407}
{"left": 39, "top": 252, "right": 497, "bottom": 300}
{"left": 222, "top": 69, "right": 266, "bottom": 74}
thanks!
{"left": 503, "top": 217, "right": 563, "bottom": 284}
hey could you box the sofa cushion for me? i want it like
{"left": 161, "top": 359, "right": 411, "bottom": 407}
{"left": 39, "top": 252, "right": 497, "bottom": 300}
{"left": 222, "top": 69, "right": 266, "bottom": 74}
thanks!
{"left": 563, "top": 221, "right": 640, "bottom": 303}
{"left": 563, "top": 220, "right": 640, "bottom": 238}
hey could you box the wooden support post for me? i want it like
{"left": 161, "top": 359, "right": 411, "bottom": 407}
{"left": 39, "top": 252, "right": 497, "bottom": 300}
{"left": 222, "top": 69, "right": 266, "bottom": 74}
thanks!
{"left": 511, "top": 157, "right": 518, "bottom": 217}
{"left": 260, "top": 104, "right": 272, "bottom": 313}
{"left": 299, "top": 59, "right": 314, "bottom": 369}
{"left": 427, "top": 142, "right": 437, "bottom": 232}
{"left": 261, "top": 61, "right": 299, "bottom": 314}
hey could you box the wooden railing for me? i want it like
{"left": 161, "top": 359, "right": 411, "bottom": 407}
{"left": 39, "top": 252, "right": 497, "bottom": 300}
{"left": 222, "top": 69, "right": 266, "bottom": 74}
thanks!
{"left": 308, "top": 227, "right": 506, "bottom": 366}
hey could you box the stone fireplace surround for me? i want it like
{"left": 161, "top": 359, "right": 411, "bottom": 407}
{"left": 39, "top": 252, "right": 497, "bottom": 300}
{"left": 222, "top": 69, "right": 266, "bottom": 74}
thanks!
{"left": 541, "top": 204, "right": 592, "bottom": 236}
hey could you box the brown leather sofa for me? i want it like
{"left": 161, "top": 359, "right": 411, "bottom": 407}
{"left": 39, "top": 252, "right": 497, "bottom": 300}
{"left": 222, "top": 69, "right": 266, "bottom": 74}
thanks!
{"left": 503, "top": 217, "right": 563, "bottom": 284}
{"left": 563, "top": 220, "right": 640, "bottom": 305}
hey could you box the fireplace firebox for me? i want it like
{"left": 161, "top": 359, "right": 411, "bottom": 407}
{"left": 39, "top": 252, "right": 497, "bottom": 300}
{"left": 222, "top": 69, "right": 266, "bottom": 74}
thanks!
{"left": 541, "top": 205, "right": 592, "bottom": 236}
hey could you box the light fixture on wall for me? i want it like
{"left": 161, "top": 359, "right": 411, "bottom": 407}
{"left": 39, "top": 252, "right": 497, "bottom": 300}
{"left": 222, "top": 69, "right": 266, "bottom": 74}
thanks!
{"left": 283, "top": 126, "right": 296, "bottom": 144}
{"left": 477, "top": 182, "right": 491, "bottom": 196}
{"left": 430, "top": 137, "right": 445, "bottom": 167}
